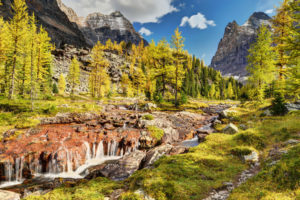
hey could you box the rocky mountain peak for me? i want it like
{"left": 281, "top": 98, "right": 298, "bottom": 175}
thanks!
{"left": 225, "top": 20, "right": 239, "bottom": 35}
{"left": 210, "top": 12, "right": 271, "bottom": 79}
{"left": 111, "top": 11, "right": 123, "bottom": 17}
{"left": 242, "top": 12, "right": 271, "bottom": 29}
{"left": 57, "top": 3, "right": 147, "bottom": 46}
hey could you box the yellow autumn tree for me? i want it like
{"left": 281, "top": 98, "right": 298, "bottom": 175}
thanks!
{"left": 89, "top": 41, "right": 111, "bottom": 98}
{"left": 58, "top": 73, "right": 66, "bottom": 95}
{"left": 35, "top": 27, "right": 53, "bottom": 96}
{"left": 0, "top": 17, "right": 9, "bottom": 93}
{"left": 171, "top": 28, "right": 186, "bottom": 106}
{"left": 6, "top": 0, "right": 28, "bottom": 99}
{"left": 67, "top": 56, "right": 80, "bottom": 96}
{"left": 272, "top": 0, "right": 293, "bottom": 92}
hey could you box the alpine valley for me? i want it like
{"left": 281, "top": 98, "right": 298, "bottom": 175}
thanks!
{"left": 0, "top": 0, "right": 299, "bottom": 200}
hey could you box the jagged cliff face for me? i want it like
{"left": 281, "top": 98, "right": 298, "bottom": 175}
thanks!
{"left": 0, "top": 0, "right": 146, "bottom": 48}
{"left": 56, "top": 1, "right": 147, "bottom": 46}
{"left": 0, "top": 0, "right": 88, "bottom": 48}
{"left": 82, "top": 11, "right": 147, "bottom": 46}
{"left": 210, "top": 12, "right": 271, "bottom": 78}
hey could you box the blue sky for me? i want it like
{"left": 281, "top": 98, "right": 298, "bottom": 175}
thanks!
{"left": 63, "top": 0, "right": 282, "bottom": 65}
{"left": 133, "top": 0, "right": 282, "bottom": 65}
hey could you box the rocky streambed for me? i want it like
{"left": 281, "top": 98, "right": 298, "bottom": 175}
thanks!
{"left": 0, "top": 105, "right": 226, "bottom": 198}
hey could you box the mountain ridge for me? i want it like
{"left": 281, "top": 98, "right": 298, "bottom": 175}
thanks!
{"left": 210, "top": 12, "right": 272, "bottom": 79}
{"left": 56, "top": 0, "right": 148, "bottom": 46}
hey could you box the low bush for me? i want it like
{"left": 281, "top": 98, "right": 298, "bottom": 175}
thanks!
{"left": 147, "top": 126, "right": 164, "bottom": 141}
{"left": 234, "top": 130, "right": 266, "bottom": 150}
{"left": 142, "top": 114, "right": 154, "bottom": 120}
{"left": 230, "top": 147, "right": 253, "bottom": 157}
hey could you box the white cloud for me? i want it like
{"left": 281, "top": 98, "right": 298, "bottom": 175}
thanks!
{"left": 62, "top": 0, "right": 177, "bottom": 24}
{"left": 180, "top": 13, "right": 216, "bottom": 30}
{"left": 265, "top": 9, "right": 274, "bottom": 14}
{"left": 256, "top": 0, "right": 279, "bottom": 12}
{"left": 139, "top": 27, "right": 153, "bottom": 36}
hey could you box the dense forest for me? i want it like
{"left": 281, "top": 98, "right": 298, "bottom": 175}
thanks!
{"left": 0, "top": 0, "right": 243, "bottom": 108}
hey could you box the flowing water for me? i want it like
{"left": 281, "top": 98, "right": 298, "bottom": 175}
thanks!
{"left": 0, "top": 139, "right": 137, "bottom": 188}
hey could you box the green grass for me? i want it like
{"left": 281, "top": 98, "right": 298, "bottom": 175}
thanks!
{"left": 0, "top": 96, "right": 103, "bottom": 140}
{"left": 25, "top": 177, "right": 123, "bottom": 200}
{"left": 229, "top": 145, "right": 300, "bottom": 200}
{"left": 125, "top": 133, "right": 247, "bottom": 200}
{"left": 15, "top": 100, "right": 300, "bottom": 200}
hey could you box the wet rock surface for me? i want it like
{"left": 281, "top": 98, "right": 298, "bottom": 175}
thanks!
{"left": 0, "top": 103, "right": 232, "bottom": 197}
{"left": 0, "top": 189, "right": 20, "bottom": 200}
{"left": 85, "top": 150, "right": 146, "bottom": 181}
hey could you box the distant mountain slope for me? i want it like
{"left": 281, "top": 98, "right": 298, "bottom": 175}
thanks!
{"left": 57, "top": 1, "right": 148, "bottom": 46}
{"left": 210, "top": 12, "right": 272, "bottom": 78}
{"left": 0, "top": 0, "right": 88, "bottom": 48}
{"left": 0, "top": 0, "right": 147, "bottom": 48}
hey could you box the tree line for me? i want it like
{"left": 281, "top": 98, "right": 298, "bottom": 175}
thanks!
{"left": 1, "top": 0, "right": 241, "bottom": 107}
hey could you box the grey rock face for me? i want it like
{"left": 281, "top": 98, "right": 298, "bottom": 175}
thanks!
{"left": 52, "top": 44, "right": 131, "bottom": 93}
{"left": 210, "top": 12, "right": 271, "bottom": 79}
{"left": 57, "top": 1, "right": 147, "bottom": 46}
{"left": 82, "top": 11, "right": 148, "bottom": 46}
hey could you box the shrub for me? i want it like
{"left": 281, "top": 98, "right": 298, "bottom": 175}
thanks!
{"left": 41, "top": 105, "right": 57, "bottom": 115}
{"left": 15, "top": 119, "right": 40, "bottom": 129}
{"left": 147, "top": 126, "right": 164, "bottom": 141}
{"left": 120, "top": 193, "right": 143, "bottom": 200}
{"left": 271, "top": 92, "right": 288, "bottom": 116}
{"left": 230, "top": 147, "right": 252, "bottom": 157}
{"left": 180, "top": 92, "right": 188, "bottom": 105}
{"left": 52, "top": 83, "right": 59, "bottom": 94}
{"left": 142, "top": 114, "right": 154, "bottom": 120}
{"left": 234, "top": 130, "right": 266, "bottom": 149}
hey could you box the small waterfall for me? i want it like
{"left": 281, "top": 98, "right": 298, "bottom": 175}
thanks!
{"left": 92, "top": 143, "right": 96, "bottom": 158}
{"left": 0, "top": 157, "right": 24, "bottom": 188}
{"left": 4, "top": 162, "right": 12, "bottom": 182}
{"left": 66, "top": 150, "right": 73, "bottom": 173}
{"left": 96, "top": 141, "right": 104, "bottom": 158}
{"left": 107, "top": 142, "right": 111, "bottom": 156}
{"left": 84, "top": 142, "right": 92, "bottom": 161}
{"left": 1, "top": 139, "right": 136, "bottom": 186}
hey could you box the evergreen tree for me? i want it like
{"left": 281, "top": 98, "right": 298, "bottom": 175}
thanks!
{"left": 67, "top": 57, "right": 80, "bottom": 96}
{"left": 58, "top": 74, "right": 66, "bottom": 95}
